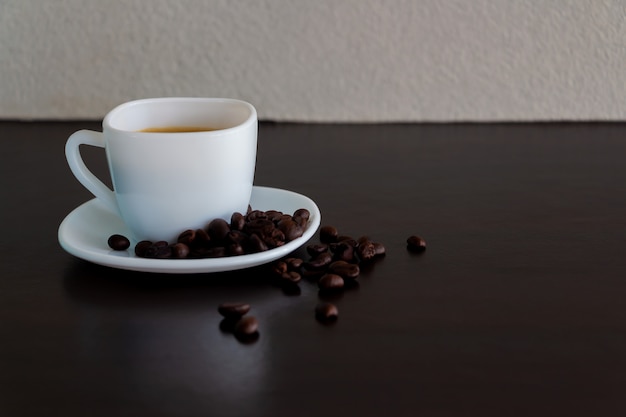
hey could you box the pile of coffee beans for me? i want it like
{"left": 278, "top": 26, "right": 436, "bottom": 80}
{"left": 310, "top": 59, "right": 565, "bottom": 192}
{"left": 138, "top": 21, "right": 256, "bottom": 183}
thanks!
{"left": 107, "top": 209, "right": 429, "bottom": 343}
{"left": 107, "top": 206, "right": 311, "bottom": 259}
{"left": 258, "top": 224, "right": 388, "bottom": 328}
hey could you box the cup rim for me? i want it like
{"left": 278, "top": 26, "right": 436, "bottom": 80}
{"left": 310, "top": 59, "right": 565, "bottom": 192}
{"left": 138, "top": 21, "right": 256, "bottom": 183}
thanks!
{"left": 103, "top": 97, "right": 257, "bottom": 135}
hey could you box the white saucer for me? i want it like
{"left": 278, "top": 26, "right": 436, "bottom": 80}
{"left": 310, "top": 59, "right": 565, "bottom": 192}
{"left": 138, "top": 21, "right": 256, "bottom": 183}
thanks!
{"left": 58, "top": 186, "right": 321, "bottom": 274}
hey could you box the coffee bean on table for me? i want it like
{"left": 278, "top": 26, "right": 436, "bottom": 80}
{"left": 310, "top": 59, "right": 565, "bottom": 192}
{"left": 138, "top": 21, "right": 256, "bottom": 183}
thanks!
{"left": 306, "top": 244, "right": 329, "bottom": 256}
{"left": 284, "top": 257, "right": 303, "bottom": 269}
{"left": 281, "top": 271, "right": 302, "bottom": 283}
{"left": 218, "top": 302, "right": 251, "bottom": 319}
{"left": 305, "top": 252, "right": 333, "bottom": 270}
{"left": 332, "top": 242, "right": 355, "bottom": 262}
{"left": 234, "top": 316, "right": 259, "bottom": 336}
{"left": 372, "top": 242, "right": 386, "bottom": 256}
{"left": 320, "top": 225, "right": 339, "bottom": 243}
{"left": 318, "top": 273, "right": 344, "bottom": 291}
{"left": 357, "top": 241, "right": 377, "bottom": 261}
{"left": 107, "top": 234, "right": 130, "bottom": 250}
{"left": 315, "top": 302, "right": 338, "bottom": 322}
{"left": 328, "top": 260, "right": 360, "bottom": 279}
{"left": 407, "top": 235, "right": 426, "bottom": 252}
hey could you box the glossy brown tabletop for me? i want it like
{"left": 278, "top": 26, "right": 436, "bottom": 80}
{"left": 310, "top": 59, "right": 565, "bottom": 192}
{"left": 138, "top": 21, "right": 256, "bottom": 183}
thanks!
{"left": 1, "top": 121, "right": 626, "bottom": 416}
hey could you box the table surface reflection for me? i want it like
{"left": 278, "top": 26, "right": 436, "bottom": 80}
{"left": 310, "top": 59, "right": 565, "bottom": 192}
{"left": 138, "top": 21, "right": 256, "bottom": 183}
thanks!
{"left": 1, "top": 121, "right": 626, "bottom": 417}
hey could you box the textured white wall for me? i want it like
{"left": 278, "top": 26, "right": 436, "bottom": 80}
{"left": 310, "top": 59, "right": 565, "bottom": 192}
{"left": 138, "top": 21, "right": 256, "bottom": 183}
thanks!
{"left": 1, "top": 0, "right": 624, "bottom": 122}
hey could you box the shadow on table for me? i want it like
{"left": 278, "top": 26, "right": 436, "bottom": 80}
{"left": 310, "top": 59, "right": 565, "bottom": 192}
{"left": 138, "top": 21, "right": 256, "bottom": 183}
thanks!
{"left": 62, "top": 258, "right": 281, "bottom": 311}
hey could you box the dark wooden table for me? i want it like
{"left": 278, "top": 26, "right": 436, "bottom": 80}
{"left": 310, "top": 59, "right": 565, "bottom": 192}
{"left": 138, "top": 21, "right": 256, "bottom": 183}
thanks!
{"left": 1, "top": 121, "right": 626, "bottom": 416}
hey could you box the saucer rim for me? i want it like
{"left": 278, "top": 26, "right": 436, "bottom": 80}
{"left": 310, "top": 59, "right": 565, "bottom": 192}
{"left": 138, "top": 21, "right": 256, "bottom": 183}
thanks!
{"left": 58, "top": 185, "right": 321, "bottom": 274}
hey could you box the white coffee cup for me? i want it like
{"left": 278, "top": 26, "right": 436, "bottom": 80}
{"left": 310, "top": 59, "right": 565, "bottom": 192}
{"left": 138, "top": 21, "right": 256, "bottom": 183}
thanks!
{"left": 65, "top": 97, "right": 257, "bottom": 242}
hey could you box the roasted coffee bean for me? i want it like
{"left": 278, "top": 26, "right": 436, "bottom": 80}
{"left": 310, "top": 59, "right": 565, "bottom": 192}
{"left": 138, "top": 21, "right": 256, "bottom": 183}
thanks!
{"left": 193, "top": 228, "right": 211, "bottom": 247}
{"left": 134, "top": 240, "right": 152, "bottom": 257}
{"left": 228, "top": 243, "right": 245, "bottom": 256}
{"left": 277, "top": 218, "right": 303, "bottom": 242}
{"left": 145, "top": 241, "right": 172, "bottom": 259}
{"left": 248, "top": 234, "right": 268, "bottom": 253}
{"left": 318, "top": 273, "right": 344, "bottom": 291}
{"left": 305, "top": 252, "right": 333, "bottom": 270}
{"left": 372, "top": 242, "right": 386, "bottom": 256}
{"left": 293, "top": 215, "right": 308, "bottom": 228}
{"left": 328, "top": 260, "right": 360, "bottom": 279}
{"left": 285, "top": 257, "right": 303, "bottom": 269}
{"left": 320, "top": 225, "right": 339, "bottom": 243}
{"left": 262, "top": 228, "right": 286, "bottom": 248}
{"left": 357, "top": 241, "right": 377, "bottom": 261}
{"left": 234, "top": 316, "right": 259, "bottom": 336}
{"left": 170, "top": 243, "right": 190, "bottom": 259}
{"left": 207, "top": 218, "right": 231, "bottom": 242}
{"left": 108, "top": 234, "right": 130, "bottom": 251}
{"left": 315, "top": 302, "right": 338, "bottom": 322}
{"left": 332, "top": 242, "right": 355, "bottom": 262}
{"left": 265, "top": 210, "right": 284, "bottom": 223}
{"left": 205, "top": 246, "right": 227, "bottom": 258}
{"left": 246, "top": 210, "right": 266, "bottom": 221}
{"left": 293, "top": 208, "right": 310, "bottom": 221}
{"left": 307, "top": 244, "right": 329, "bottom": 256}
{"left": 218, "top": 302, "right": 251, "bottom": 318}
{"left": 407, "top": 235, "right": 427, "bottom": 252}
{"left": 245, "top": 219, "right": 275, "bottom": 235}
{"left": 271, "top": 261, "right": 289, "bottom": 276}
{"left": 177, "top": 229, "right": 196, "bottom": 245}
{"left": 356, "top": 236, "right": 371, "bottom": 246}
{"left": 281, "top": 271, "right": 302, "bottom": 283}
{"left": 230, "top": 212, "right": 246, "bottom": 231}
{"left": 225, "top": 230, "right": 248, "bottom": 244}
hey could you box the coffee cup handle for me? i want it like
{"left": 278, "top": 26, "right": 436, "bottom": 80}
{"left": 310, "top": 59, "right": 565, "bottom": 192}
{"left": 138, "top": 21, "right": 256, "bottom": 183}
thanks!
{"left": 65, "top": 130, "right": 118, "bottom": 213}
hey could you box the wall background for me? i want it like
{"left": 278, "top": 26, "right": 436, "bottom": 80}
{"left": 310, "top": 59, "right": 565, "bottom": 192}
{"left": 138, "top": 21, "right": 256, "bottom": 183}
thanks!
{"left": 1, "top": 0, "right": 624, "bottom": 122}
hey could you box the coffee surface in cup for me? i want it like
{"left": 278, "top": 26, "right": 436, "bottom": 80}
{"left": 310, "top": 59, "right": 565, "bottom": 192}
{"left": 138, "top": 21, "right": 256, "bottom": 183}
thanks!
{"left": 138, "top": 126, "right": 220, "bottom": 133}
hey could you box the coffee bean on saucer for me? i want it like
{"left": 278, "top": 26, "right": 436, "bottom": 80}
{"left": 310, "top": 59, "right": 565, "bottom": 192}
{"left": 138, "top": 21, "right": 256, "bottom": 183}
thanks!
{"left": 145, "top": 241, "right": 172, "bottom": 259}
{"left": 107, "top": 234, "right": 130, "bottom": 251}
{"left": 293, "top": 208, "right": 310, "bottom": 221}
{"left": 134, "top": 240, "right": 152, "bottom": 257}
{"left": 230, "top": 212, "right": 246, "bottom": 231}
{"left": 234, "top": 316, "right": 259, "bottom": 336}
{"left": 207, "top": 218, "right": 231, "bottom": 242}
{"left": 170, "top": 243, "right": 190, "bottom": 259}
{"left": 407, "top": 235, "right": 426, "bottom": 252}
{"left": 315, "top": 302, "right": 338, "bottom": 322}
{"left": 218, "top": 302, "right": 251, "bottom": 319}
{"left": 277, "top": 218, "right": 303, "bottom": 242}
